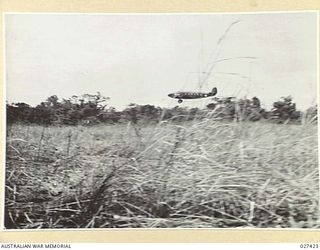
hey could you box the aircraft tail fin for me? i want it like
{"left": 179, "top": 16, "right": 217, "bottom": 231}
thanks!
{"left": 208, "top": 87, "right": 217, "bottom": 96}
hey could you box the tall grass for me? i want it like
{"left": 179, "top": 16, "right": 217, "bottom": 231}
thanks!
{"left": 5, "top": 118, "right": 319, "bottom": 228}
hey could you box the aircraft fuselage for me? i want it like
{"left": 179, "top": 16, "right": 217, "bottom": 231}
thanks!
{"left": 168, "top": 87, "right": 217, "bottom": 103}
{"left": 168, "top": 92, "right": 211, "bottom": 100}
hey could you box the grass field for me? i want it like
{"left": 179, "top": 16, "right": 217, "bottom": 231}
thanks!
{"left": 5, "top": 118, "right": 319, "bottom": 229}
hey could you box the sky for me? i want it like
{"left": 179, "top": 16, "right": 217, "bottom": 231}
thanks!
{"left": 5, "top": 12, "right": 318, "bottom": 110}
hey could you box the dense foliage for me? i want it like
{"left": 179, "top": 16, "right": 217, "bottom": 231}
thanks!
{"left": 6, "top": 93, "right": 317, "bottom": 125}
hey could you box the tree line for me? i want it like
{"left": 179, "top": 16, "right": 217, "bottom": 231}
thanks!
{"left": 6, "top": 93, "right": 317, "bottom": 125}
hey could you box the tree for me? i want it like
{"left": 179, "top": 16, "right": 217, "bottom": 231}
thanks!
{"left": 206, "top": 96, "right": 265, "bottom": 122}
{"left": 305, "top": 105, "right": 317, "bottom": 123}
{"left": 271, "top": 96, "right": 300, "bottom": 123}
{"left": 6, "top": 102, "right": 32, "bottom": 124}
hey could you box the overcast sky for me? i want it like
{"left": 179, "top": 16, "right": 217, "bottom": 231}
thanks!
{"left": 5, "top": 12, "right": 318, "bottom": 110}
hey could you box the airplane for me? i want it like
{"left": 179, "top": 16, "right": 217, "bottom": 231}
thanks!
{"left": 168, "top": 87, "right": 218, "bottom": 103}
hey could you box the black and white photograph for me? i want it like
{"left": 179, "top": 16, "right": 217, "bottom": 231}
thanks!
{"left": 4, "top": 12, "right": 319, "bottom": 229}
